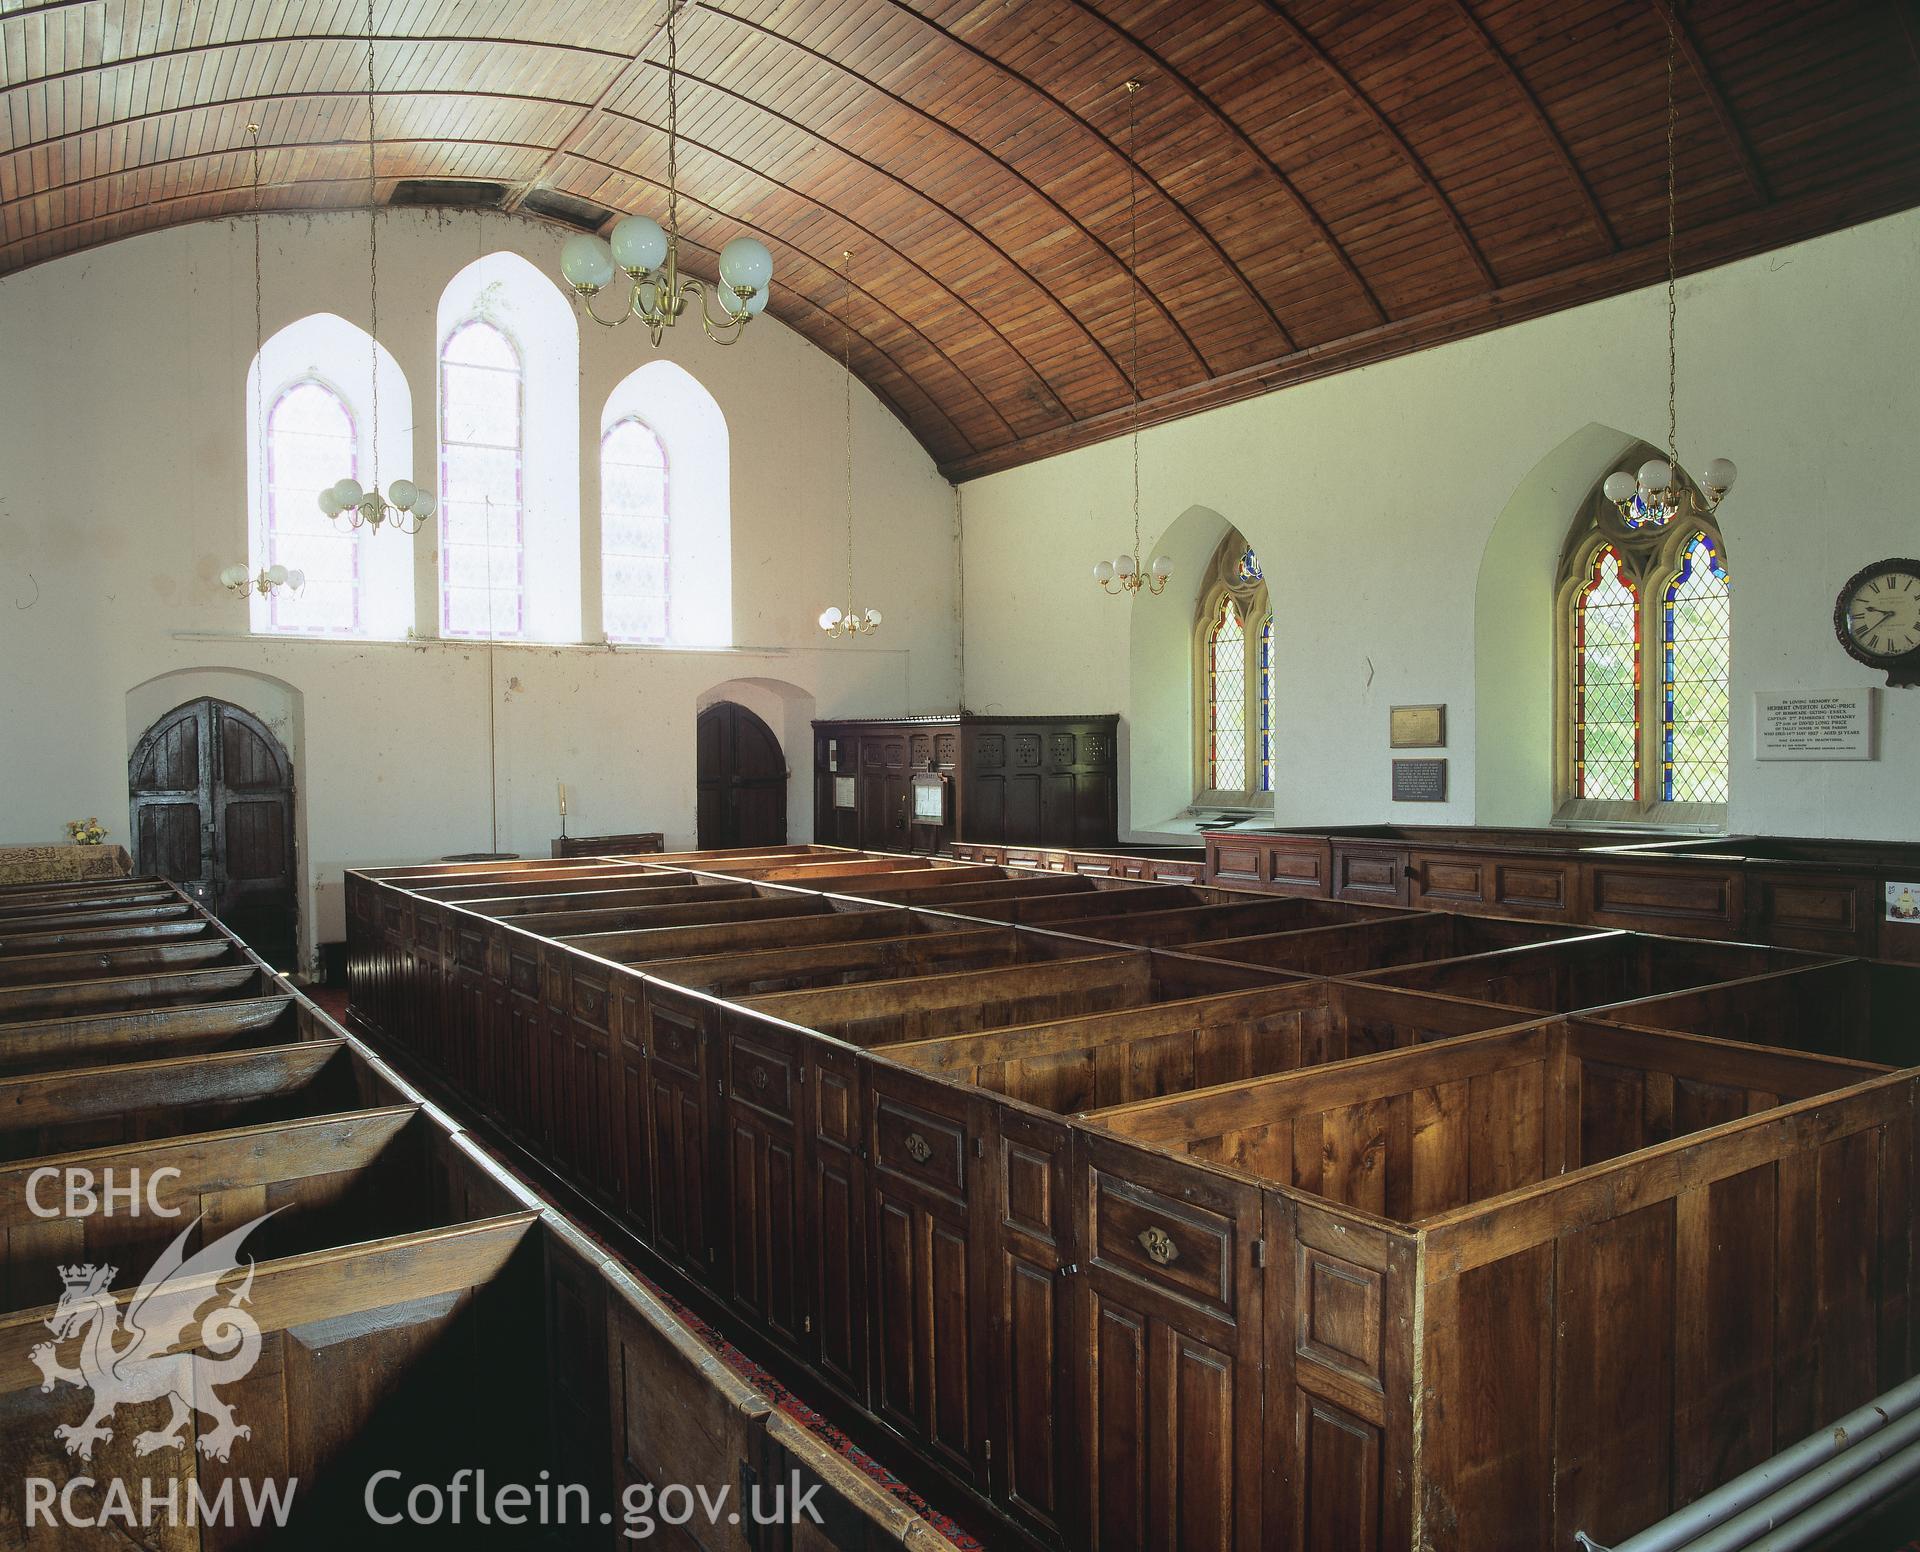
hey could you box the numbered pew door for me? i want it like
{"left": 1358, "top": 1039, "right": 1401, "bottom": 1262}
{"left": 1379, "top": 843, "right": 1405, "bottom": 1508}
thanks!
{"left": 129, "top": 697, "right": 296, "bottom": 970}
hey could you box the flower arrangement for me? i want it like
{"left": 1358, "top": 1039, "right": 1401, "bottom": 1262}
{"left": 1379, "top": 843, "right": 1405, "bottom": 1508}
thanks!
{"left": 65, "top": 817, "right": 108, "bottom": 846}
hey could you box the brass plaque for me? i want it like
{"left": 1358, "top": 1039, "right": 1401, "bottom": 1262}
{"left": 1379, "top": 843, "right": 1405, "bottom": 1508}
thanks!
{"left": 1390, "top": 704, "right": 1446, "bottom": 748}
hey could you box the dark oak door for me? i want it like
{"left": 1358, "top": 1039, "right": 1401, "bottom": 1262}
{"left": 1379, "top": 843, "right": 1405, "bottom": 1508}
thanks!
{"left": 128, "top": 697, "right": 296, "bottom": 968}
{"left": 696, "top": 701, "right": 789, "bottom": 849}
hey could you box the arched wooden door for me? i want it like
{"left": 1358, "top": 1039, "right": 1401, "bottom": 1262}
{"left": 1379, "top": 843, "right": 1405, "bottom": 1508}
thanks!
{"left": 129, "top": 697, "right": 297, "bottom": 968}
{"left": 696, "top": 702, "right": 789, "bottom": 850}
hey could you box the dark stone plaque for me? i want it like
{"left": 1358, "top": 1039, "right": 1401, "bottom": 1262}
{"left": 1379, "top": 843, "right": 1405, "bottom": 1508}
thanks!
{"left": 1391, "top": 758, "right": 1448, "bottom": 803}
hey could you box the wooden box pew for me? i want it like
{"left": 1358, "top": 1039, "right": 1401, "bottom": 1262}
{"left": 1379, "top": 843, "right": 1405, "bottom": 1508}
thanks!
{"left": 0, "top": 934, "right": 243, "bottom": 987}
{"left": 0, "top": 992, "right": 306, "bottom": 1078}
{"left": 0, "top": 914, "right": 219, "bottom": 954}
{"left": 405, "top": 866, "right": 697, "bottom": 902}
{"left": 0, "top": 1104, "right": 532, "bottom": 1315}
{"left": 642, "top": 923, "right": 1097, "bottom": 999}
{"left": 1344, "top": 930, "right": 1833, "bottom": 1014}
{"left": 558, "top": 900, "right": 921, "bottom": 965}
{"left": 1079, "top": 1021, "right": 1914, "bottom": 1551}
{"left": 738, "top": 951, "right": 1294, "bottom": 1048}
{"left": 813, "top": 871, "right": 1103, "bottom": 906}
{"left": 796, "top": 865, "right": 1032, "bottom": 898}
{"left": 1579, "top": 957, "right": 1920, "bottom": 1067}
{"left": 355, "top": 859, "right": 658, "bottom": 889}
{"left": 506, "top": 892, "right": 846, "bottom": 939}
{"left": 1177, "top": 911, "right": 1602, "bottom": 976}
{"left": 875, "top": 979, "right": 1534, "bottom": 1116}
{"left": 927, "top": 881, "right": 1236, "bottom": 925}
{"left": 0, "top": 881, "right": 178, "bottom": 917}
{"left": 684, "top": 855, "right": 961, "bottom": 883}
{"left": 0, "top": 898, "right": 199, "bottom": 934}
{"left": 0, "top": 962, "right": 276, "bottom": 1024}
{"left": 1003, "top": 894, "right": 1420, "bottom": 949}
{"left": 0, "top": 1038, "right": 418, "bottom": 1163}
{"left": 449, "top": 879, "right": 748, "bottom": 914}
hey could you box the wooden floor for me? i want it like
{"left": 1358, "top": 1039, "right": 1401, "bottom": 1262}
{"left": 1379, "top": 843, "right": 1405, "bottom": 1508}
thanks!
{"left": 343, "top": 845, "right": 1920, "bottom": 1552}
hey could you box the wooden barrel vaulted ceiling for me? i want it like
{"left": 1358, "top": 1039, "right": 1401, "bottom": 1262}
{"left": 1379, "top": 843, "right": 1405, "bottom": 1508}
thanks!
{"left": 4, "top": 1, "right": 1919, "bottom": 479}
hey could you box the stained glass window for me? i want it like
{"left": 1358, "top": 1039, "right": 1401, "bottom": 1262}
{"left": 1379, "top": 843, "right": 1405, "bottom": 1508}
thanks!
{"left": 1573, "top": 546, "right": 1640, "bottom": 801}
{"left": 1259, "top": 614, "right": 1274, "bottom": 793}
{"left": 1662, "top": 532, "right": 1731, "bottom": 802}
{"left": 1236, "top": 547, "right": 1264, "bottom": 585}
{"left": 440, "top": 319, "right": 525, "bottom": 638}
{"left": 1207, "top": 595, "right": 1247, "bottom": 791}
{"left": 602, "top": 417, "right": 671, "bottom": 643}
{"left": 265, "top": 381, "right": 360, "bottom": 635}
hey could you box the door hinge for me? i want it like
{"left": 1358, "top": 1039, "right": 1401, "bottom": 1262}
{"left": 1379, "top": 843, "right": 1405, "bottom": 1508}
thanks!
{"left": 803, "top": 1314, "right": 812, "bottom": 1334}
{"left": 1057, "top": 1262, "right": 1078, "bottom": 1279}
{"left": 1252, "top": 1237, "right": 1266, "bottom": 1269}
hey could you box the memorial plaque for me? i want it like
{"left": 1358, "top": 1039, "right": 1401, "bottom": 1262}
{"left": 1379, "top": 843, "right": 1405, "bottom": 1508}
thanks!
{"left": 1754, "top": 689, "right": 1875, "bottom": 761}
{"left": 1390, "top": 704, "right": 1447, "bottom": 748}
{"left": 833, "top": 775, "right": 857, "bottom": 809}
{"left": 1391, "top": 758, "right": 1448, "bottom": 803}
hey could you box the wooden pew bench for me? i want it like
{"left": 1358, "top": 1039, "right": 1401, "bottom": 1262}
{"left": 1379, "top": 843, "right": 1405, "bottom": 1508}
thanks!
{"left": 0, "top": 993, "right": 306, "bottom": 1077}
{"left": 642, "top": 924, "right": 1093, "bottom": 998}
{"left": 0, "top": 964, "right": 277, "bottom": 1024}
{"left": 1178, "top": 910, "right": 1600, "bottom": 975}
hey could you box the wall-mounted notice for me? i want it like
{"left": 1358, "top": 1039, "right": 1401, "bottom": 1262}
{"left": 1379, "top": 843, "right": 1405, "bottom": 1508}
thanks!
{"left": 1391, "top": 758, "right": 1448, "bottom": 803}
{"left": 1889, "top": 884, "right": 1920, "bottom": 925}
{"left": 1753, "top": 689, "right": 1876, "bottom": 761}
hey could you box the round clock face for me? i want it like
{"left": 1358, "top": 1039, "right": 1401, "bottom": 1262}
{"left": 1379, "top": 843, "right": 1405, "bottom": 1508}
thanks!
{"left": 1838, "top": 560, "right": 1920, "bottom": 665}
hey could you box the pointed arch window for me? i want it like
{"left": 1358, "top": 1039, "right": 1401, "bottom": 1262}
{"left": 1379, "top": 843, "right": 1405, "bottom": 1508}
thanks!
{"left": 602, "top": 417, "right": 672, "bottom": 644}
{"left": 266, "top": 380, "right": 359, "bottom": 634}
{"left": 1662, "top": 532, "right": 1731, "bottom": 802}
{"left": 1193, "top": 531, "right": 1273, "bottom": 802}
{"left": 1555, "top": 458, "right": 1731, "bottom": 820}
{"left": 440, "top": 319, "right": 526, "bottom": 638}
{"left": 1572, "top": 546, "right": 1640, "bottom": 802}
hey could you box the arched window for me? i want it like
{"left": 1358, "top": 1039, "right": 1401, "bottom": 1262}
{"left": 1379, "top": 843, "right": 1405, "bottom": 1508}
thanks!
{"left": 265, "top": 381, "right": 358, "bottom": 634}
{"left": 599, "top": 359, "right": 730, "bottom": 647}
{"left": 439, "top": 319, "right": 525, "bottom": 638}
{"left": 1555, "top": 455, "right": 1730, "bottom": 820}
{"left": 602, "top": 417, "right": 672, "bottom": 644}
{"left": 436, "top": 252, "right": 581, "bottom": 642}
{"left": 1663, "top": 532, "right": 1731, "bottom": 802}
{"left": 244, "top": 311, "right": 415, "bottom": 639}
{"left": 1572, "top": 546, "right": 1640, "bottom": 802}
{"left": 1193, "top": 531, "right": 1273, "bottom": 801}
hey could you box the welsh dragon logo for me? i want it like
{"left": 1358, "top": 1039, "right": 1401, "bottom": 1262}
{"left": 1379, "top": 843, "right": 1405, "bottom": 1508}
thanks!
{"left": 29, "top": 1212, "right": 275, "bottom": 1463}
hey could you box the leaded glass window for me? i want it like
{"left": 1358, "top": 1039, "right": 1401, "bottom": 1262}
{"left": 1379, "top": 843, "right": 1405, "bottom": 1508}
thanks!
{"left": 1573, "top": 546, "right": 1640, "bottom": 802}
{"left": 1662, "top": 532, "right": 1731, "bottom": 802}
{"left": 1259, "top": 614, "right": 1274, "bottom": 794}
{"left": 602, "top": 417, "right": 671, "bottom": 644}
{"left": 1207, "top": 596, "right": 1248, "bottom": 791}
{"left": 266, "top": 381, "right": 360, "bottom": 635}
{"left": 439, "top": 319, "right": 525, "bottom": 638}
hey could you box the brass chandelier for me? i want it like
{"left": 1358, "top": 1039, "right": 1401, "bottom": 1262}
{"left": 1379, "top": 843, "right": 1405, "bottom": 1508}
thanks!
{"left": 1093, "top": 81, "right": 1171, "bottom": 597}
{"left": 820, "top": 253, "right": 881, "bottom": 639}
{"left": 319, "top": 0, "right": 436, "bottom": 536}
{"left": 558, "top": 0, "right": 773, "bottom": 346}
{"left": 224, "top": 123, "right": 304, "bottom": 603}
{"left": 1601, "top": 15, "right": 1736, "bottom": 529}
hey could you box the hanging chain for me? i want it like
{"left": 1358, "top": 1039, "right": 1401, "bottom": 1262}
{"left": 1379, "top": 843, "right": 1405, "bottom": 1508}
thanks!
{"left": 1126, "top": 80, "right": 1142, "bottom": 564}
{"left": 843, "top": 251, "right": 855, "bottom": 602}
{"left": 250, "top": 123, "right": 265, "bottom": 557}
{"left": 366, "top": 0, "right": 380, "bottom": 492}
{"left": 1663, "top": 9, "right": 1678, "bottom": 466}
{"left": 666, "top": 1, "right": 679, "bottom": 250}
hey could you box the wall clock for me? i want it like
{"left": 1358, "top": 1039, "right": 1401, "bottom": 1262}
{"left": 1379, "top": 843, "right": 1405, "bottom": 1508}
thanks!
{"left": 1834, "top": 559, "right": 1920, "bottom": 686}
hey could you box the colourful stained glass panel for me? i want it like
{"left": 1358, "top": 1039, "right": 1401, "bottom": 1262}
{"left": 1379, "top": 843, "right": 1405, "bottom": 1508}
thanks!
{"left": 1663, "top": 532, "right": 1731, "bottom": 802}
{"left": 1259, "top": 614, "right": 1274, "bottom": 793}
{"left": 1574, "top": 547, "right": 1640, "bottom": 801}
{"left": 1207, "top": 596, "right": 1246, "bottom": 791}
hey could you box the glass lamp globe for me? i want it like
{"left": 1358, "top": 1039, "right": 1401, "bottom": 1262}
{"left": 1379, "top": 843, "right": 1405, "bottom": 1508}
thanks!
{"left": 265, "top": 564, "right": 289, "bottom": 586}
{"left": 720, "top": 283, "right": 769, "bottom": 320}
{"left": 1602, "top": 471, "right": 1638, "bottom": 505}
{"left": 609, "top": 216, "right": 668, "bottom": 275}
{"left": 1637, "top": 459, "right": 1674, "bottom": 492}
{"left": 412, "top": 490, "right": 438, "bottom": 520}
{"left": 387, "top": 478, "right": 417, "bottom": 510}
{"left": 332, "top": 478, "right": 364, "bottom": 506}
{"left": 1115, "top": 554, "right": 1137, "bottom": 578}
{"left": 560, "top": 234, "right": 616, "bottom": 293}
{"left": 820, "top": 606, "right": 843, "bottom": 629}
{"left": 1149, "top": 556, "right": 1173, "bottom": 581}
{"left": 220, "top": 565, "right": 244, "bottom": 588}
{"left": 864, "top": 607, "right": 883, "bottom": 628}
{"left": 285, "top": 568, "right": 306, "bottom": 592}
{"left": 318, "top": 487, "right": 344, "bottom": 517}
{"left": 1702, "top": 457, "right": 1737, "bottom": 493}
{"left": 718, "top": 236, "right": 773, "bottom": 293}
{"left": 1092, "top": 560, "right": 1115, "bottom": 585}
